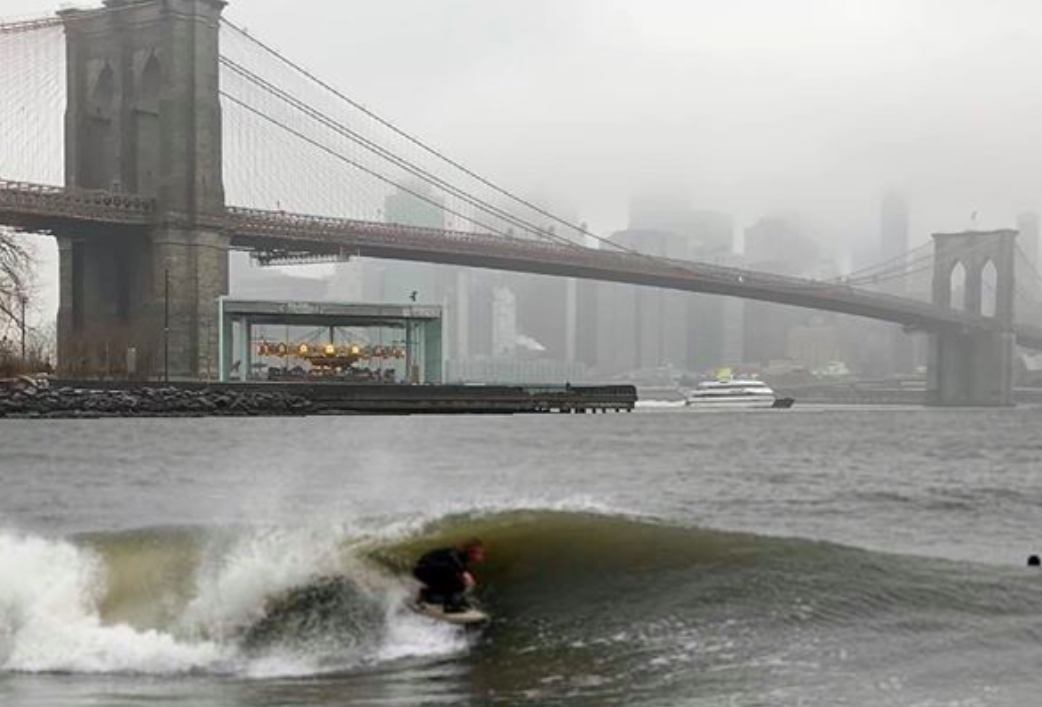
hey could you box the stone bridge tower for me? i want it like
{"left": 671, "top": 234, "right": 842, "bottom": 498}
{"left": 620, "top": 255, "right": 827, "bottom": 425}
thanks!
{"left": 929, "top": 229, "right": 1017, "bottom": 406}
{"left": 57, "top": 0, "right": 228, "bottom": 379}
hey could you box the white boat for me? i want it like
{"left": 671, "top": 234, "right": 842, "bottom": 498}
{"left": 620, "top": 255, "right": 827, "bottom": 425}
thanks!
{"left": 685, "top": 378, "right": 780, "bottom": 408}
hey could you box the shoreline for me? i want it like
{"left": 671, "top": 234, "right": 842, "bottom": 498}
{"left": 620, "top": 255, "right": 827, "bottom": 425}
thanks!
{"left": 0, "top": 380, "right": 637, "bottom": 418}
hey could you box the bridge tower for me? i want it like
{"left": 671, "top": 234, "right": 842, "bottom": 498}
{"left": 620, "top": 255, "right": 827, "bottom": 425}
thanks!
{"left": 928, "top": 229, "right": 1017, "bottom": 406}
{"left": 57, "top": 0, "right": 228, "bottom": 379}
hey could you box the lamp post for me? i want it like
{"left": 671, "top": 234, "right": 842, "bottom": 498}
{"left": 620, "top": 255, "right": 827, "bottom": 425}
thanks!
{"left": 164, "top": 268, "right": 170, "bottom": 382}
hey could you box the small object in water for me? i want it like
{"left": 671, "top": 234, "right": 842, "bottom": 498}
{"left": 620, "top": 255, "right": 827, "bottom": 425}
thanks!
{"left": 771, "top": 397, "right": 796, "bottom": 409}
{"left": 1028, "top": 555, "right": 1040, "bottom": 567}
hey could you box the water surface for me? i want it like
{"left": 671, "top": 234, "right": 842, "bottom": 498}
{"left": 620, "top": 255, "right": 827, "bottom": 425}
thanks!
{"left": 1, "top": 406, "right": 1040, "bottom": 706}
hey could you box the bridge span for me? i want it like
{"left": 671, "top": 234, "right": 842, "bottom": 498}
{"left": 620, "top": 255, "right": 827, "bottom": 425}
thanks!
{"left": 4, "top": 179, "right": 1040, "bottom": 347}
{"left": 2, "top": 0, "right": 1039, "bottom": 405}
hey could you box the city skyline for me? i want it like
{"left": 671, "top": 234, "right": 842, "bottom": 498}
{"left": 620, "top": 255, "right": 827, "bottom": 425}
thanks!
{"left": 7, "top": 0, "right": 1042, "bottom": 330}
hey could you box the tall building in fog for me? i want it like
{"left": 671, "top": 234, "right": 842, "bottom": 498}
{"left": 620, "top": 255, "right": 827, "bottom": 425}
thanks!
{"left": 741, "top": 217, "right": 819, "bottom": 365}
{"left": 880, "top": 191, "right": 909, "bottom": 261}
{"left": 594, "top": 197, "right": 738, "bottom": 379}
{"left": 379, "top": 183, "right": 446, "bottom": 305}
{"left": 629, "top": 195, "right": 733, "bottom": 257}
{"left": 591, "top": 194, "right": 736, "bottom": 378}
{"left": 491, "top": 286, "right": 518, "bottom": 357}
{"left": 513, "top": 207, "right": 584, "bottom": 363}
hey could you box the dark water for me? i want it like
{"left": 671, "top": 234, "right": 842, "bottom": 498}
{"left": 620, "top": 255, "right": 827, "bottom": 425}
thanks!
{"left": 1, "top": 406, "right": 1041, "bottom": 706}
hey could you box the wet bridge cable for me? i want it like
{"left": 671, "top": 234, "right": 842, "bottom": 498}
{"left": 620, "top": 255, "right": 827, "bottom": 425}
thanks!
{"left": 0, "top": 17, "right": 64, "bottom": 187}
{"left": 219, "top": 20, "right": 590, "bottom": 252}
{"left": 219, "top": 18, "right": 628, "bottom": 255}
{"left": 219, "top": 57, "right": 584, "bottom": 250}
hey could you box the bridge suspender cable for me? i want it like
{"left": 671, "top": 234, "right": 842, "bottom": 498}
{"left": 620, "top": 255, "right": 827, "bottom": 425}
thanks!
{"left": 220, "top": 18, "right": 639, "bottom": 256}
{"left": 220, "top": 91, "right": 569, "bottom": 248}
{"left": 832, "top": 241, "right": 933, "bottom": 283}
{"left": 221, "top": 58, "right": 585, "bottom": 251}
{"left": 843, "top": 237, "right": 1006, "bottom": 289}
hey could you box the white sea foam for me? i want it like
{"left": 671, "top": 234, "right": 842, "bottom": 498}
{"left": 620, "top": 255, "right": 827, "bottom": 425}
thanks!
{"left": 0, "top": 522, "right": 478, "bottom": 677}
{"left": 179, "top": 525, "right": 349, "bottom": 640}
{"left": 0, "top": 530, "right": 225, "bottom": 674}
{"left": 376, "top": 585, "right": 469, "bottom": 663}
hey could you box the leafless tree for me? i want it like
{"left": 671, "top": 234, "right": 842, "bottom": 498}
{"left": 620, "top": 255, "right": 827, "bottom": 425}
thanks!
{"left": 0, "top": 227, "right": 31, "bottom": 338}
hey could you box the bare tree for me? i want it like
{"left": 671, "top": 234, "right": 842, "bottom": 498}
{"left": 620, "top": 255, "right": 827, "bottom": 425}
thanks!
{"left": 0, "top": 227, "right": 31, "bottom": 343}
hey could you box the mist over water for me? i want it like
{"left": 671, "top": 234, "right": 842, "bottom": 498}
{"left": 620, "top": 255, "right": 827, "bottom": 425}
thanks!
{"left": 1, "top": 408, "right": 1041, "bottom": 706}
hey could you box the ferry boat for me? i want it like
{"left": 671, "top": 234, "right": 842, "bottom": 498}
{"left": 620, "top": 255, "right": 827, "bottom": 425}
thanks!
{"left": 684, "top": 378, "right": 781, "bottom": 408}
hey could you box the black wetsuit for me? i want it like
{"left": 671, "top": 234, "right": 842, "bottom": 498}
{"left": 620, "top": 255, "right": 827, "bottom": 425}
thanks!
{"left": 413, "top": 548, "right": 471, "bottom": 610}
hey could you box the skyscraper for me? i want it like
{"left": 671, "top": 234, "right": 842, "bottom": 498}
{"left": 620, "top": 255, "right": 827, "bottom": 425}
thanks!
{"left": 742, "top": 217, "right": 819, "bottom": 365}
{"left": 380, "top": 182, "right": 446, "bottom": 305}
{"left": 880, "top": 191, "right": 910, "bottom": 292}
{"left": 624, "top": 195, "right": 736, "bottom": 373}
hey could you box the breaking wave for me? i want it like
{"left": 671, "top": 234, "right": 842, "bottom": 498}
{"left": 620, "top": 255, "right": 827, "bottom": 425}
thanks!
{"left": 1, "top": 508, "right": 1039, "bottom": 686}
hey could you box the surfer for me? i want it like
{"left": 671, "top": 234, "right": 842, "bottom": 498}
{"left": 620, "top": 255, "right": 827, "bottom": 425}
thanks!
{"left": 412, "top": 539, "right": 486, "bottom": 613}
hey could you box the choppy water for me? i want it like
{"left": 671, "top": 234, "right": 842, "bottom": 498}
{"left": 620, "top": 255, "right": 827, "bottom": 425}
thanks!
{"left": 1, "top": 406, "right": 1041, "bottom": 706}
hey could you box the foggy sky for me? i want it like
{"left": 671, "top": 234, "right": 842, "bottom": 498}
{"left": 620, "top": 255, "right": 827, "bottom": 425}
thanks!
{"left": 226, "top": 0, "right": 1042, "bottom": 240}
{"left": 6, "top": 0, "right": 1042, "bottom": 318}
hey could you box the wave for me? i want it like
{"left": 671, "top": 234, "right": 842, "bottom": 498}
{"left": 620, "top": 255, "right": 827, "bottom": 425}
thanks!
{"left": 1, "top": 509, "right": 1038, "bottom": 679}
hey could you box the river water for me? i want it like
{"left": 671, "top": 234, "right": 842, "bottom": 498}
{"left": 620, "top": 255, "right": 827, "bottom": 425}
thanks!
{"left": 1, "top": 406, "right": 1041, "bottom": 706}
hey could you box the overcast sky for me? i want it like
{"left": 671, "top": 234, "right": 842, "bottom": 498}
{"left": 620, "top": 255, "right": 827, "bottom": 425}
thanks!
{"left": 227, "top": 0, "right": 1042, "bottom": 238}
{"left": 6, "top": 0, "right": 1042, "bottom": 317}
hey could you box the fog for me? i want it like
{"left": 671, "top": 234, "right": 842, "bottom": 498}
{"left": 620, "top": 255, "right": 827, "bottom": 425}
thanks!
{"left": 222, "top": 0, "right": 1042, "bottom": 241}
{"left": 6, "top": 0, "right": 1042, "bottom": 318}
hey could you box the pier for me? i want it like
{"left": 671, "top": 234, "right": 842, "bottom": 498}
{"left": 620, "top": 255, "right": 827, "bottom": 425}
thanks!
{"left": 0, "top": 380, "right": 637, "bottom": 418}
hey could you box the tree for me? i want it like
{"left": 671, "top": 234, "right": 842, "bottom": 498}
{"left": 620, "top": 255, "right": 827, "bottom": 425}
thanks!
{"left": 0, "top": 227, "right": 31, "bottom": 351}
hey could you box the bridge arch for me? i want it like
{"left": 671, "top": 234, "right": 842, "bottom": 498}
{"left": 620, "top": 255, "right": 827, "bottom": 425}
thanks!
{"left": 980, "top": 258, "right": 998, "bottom": 318}
{"left": 134, "top": 53, "right": 161, "bottom": 195}
{"left": 948, "top": 260, "right": 967, "bottom": 311}
{"left": 137, "top": 54, "right": 161, "bottom": 109}
{"left": 89, "top": 62, "right": 115, "bottom": 116}
{"left": 82, "top": 62, "right": 116, "bottom": 188}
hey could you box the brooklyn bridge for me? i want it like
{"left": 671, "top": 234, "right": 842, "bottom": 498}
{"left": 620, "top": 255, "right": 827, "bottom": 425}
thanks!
{"left": 2, "top": 0, "right": 1041, "bottom": 405}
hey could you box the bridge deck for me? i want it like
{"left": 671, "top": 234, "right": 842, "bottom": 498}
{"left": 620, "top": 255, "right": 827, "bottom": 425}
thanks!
{"left": 3, "top": 179, "right": 1042, "bottom": 349}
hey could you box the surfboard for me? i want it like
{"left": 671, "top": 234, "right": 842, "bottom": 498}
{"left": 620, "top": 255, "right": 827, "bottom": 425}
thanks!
{"left": 409, "top": 600, "right": 490, "bottom": 626}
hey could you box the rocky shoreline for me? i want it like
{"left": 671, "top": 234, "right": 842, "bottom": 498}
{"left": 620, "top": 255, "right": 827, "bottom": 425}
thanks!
{"left": 0, "top": 381, "right": 314, "bottom": 419}
{"left": 0, "top": 378, "right": 639, "bottom": 418}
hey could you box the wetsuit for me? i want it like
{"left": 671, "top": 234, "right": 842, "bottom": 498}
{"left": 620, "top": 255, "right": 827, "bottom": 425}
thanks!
{"left": 413, "top": 548, "right": 471, "bottom": 611}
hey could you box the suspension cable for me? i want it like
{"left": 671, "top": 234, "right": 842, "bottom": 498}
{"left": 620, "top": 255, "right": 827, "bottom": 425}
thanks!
{"left": 221, "top": 90, "right": 552, "bottom": 246}
{"left": 221, "top": 58, "right": 584, "bottom": 250}
{"left": 219, "top": 17, "right": 639, "bottom": 255}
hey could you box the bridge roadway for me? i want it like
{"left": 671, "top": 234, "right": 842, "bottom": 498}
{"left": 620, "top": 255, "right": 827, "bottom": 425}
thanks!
{"left": 4, "top": 179, "right": 1042, "bottom": 349}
